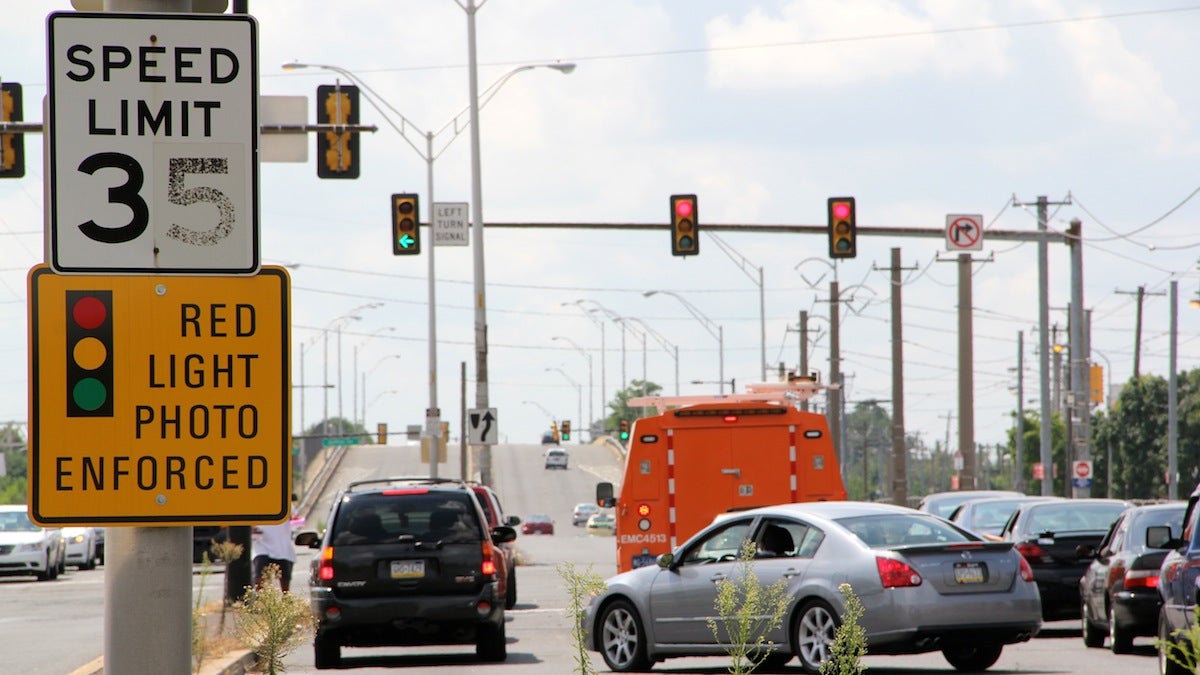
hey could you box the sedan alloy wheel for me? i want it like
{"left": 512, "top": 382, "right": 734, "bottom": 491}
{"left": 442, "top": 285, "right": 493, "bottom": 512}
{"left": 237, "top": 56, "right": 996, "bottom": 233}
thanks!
{"left": 794, "top": 600, "right": 839, "bottom": 672}
{"left": 599, "top": 599, "right": 651, "bottom": 672}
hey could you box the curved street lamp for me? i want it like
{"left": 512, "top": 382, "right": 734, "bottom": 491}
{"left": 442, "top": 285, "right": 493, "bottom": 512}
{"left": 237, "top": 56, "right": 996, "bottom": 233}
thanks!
{"left": 552, "top": 336, "right": 594, "bottom": 434}
{"left": 643, "top": 290, "right": 725, "bottom": 394}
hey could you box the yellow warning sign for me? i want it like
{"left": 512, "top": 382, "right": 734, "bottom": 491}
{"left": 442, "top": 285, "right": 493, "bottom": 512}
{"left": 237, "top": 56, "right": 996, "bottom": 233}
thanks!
{"left": 27, "top": 265, "right": 291, "bottom": 526}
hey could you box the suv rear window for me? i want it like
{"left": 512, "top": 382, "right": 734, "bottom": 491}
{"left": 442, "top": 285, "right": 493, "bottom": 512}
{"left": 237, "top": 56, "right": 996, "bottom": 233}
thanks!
{"left": 330, "top": 493, "right": 482, "bottom": 546}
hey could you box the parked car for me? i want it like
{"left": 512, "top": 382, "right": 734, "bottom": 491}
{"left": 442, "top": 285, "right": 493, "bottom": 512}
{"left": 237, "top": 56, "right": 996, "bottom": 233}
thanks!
{"left": 62, "top": 526, "right": 100, "bottom": 570}
{"left": 544, "top": 447, "right": 569, "bottom": 470}
{"left": 1000, "top": 498, "right": 1130, "bottom": 620}
{"left": 586, "top": 511, "right": 616, "bottom": 536}
{"left": 0, "top": 505, "right": 65, "bottom": 581}
{"left": 583, "top": 501, "right": 1041, "bottom": 673}
{"left": 918, "top": 490, "right": 1024, "bottom": 519}
{"left": 572, "top": 502, "right": 600, "bottom": 526}
{"left": 950, "top": 496, "right": 1062, "bottom": 540}
{"left": 1158, "top": 483, "right": 1200, "bottom": 675}
{"left": 522, "top": 514, "right": 555, "bottom": 535}
{"left": 1079, "top": 501, "right": 1184, "bottom": 653}
{"left": 467, "top": 481, "right": 522, "bottom": 609}
{"left": 294, "top": 476, "right": 516, "bottom": 668}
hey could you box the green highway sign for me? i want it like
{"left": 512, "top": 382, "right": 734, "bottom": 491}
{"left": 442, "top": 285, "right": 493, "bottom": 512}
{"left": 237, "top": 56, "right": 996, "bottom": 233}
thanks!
{"left": 321, "top": 437, "right": 360, "bottom": 447}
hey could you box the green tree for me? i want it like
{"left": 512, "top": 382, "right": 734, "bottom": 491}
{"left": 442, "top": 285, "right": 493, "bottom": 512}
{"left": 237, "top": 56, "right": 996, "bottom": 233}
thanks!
{"left": 0, "top": 423, "right": 28, "bottom": 504}
{"left": 605, "top": 380, "right": 662, "bottom": 431}
{"left": 843, "top": 401, "right": 892, "bottom": 500}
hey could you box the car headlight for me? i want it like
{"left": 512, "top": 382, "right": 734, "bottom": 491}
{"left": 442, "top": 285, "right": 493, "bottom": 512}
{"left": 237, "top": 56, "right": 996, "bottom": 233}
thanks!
{"left": 70, "top": 534, "right": 86, "bottom": 544}
{"left": 17, "top": 542, "right": 45, "bottom": 552}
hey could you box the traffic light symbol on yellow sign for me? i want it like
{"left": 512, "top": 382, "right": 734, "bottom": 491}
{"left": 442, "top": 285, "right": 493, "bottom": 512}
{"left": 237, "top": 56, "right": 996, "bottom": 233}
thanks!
{"left": 0, "top": 82, "right": 24, "bottom": 178}
{"left": 827, "top": 197, "right": 857, "bottom": 259}
{"left": 670, "top": 194, "right": 699, "bottom": 256}
{"left": 392, "top": 194, "right": 421, "bottom": 255}
{"left": 66, "top": 290, "right": 114, "bottom": 417}
{"left": 316, "top": 84, "right": 360, "bottom": 179}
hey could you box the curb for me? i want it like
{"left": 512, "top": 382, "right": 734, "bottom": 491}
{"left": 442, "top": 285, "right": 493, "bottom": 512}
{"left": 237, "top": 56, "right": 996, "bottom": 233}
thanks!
{"left": 70, "top": 649, "right": 256, "bottom": 675}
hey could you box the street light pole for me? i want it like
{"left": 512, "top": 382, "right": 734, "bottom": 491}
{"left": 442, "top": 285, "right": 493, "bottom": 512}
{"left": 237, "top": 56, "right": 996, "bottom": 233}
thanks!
{"left": 563, "top": 300, "right": 607, "bottom": 427}
{"left": 626, "top": 317, "right": 680, "bottom": 396}
{"left": 552, "top": 336, "right": 594, "bottom": 434}
{"left": 546, "top": 367, "right": 582, "bottom": 440}
{"left": 283, "top": 58, "right": 573, "bottom": 482}
{"left": 708, "top": 232, "right": 767, "bottom": 381}
{"left": 643, "top": 290, "right": 725, "bottom": 394}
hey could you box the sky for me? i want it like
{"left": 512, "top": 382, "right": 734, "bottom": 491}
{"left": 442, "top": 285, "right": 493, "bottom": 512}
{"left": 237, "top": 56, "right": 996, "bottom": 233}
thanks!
{"left": 2, "top": 1, "right": 1200, "bottom": 475}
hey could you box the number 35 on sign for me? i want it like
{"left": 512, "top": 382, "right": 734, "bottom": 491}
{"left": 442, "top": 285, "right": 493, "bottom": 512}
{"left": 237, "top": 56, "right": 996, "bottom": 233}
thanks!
{"left": 47, "top": 12, "right": 260, "bottom": 275}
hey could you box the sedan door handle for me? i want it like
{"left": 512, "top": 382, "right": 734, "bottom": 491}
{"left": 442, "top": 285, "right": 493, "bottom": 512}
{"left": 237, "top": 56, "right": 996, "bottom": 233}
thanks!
{"left": 710, "top": 573, "right": 727, "bottom": 583}
{"left": 782, "top": 568, "right": 800, "bottom": 579}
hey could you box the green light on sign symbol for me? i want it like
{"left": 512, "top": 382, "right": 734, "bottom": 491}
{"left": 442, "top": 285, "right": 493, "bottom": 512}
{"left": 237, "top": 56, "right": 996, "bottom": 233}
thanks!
{"left": 398, "top": 233, "right": 415, "bottom": 249}
{"left": 73, "top": 377, "right": 108, "bottom": 411}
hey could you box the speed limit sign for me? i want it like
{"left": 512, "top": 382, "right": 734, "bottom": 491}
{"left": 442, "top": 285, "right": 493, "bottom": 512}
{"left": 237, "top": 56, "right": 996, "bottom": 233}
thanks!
{"left": 47, "top": 12, "right": 259, "bottom": 274}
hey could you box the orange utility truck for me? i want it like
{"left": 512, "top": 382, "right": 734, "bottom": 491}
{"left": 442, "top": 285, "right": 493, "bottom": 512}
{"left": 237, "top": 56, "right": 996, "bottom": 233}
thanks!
{"left": 597, "top": 378, "right": 846, "bottom": 572}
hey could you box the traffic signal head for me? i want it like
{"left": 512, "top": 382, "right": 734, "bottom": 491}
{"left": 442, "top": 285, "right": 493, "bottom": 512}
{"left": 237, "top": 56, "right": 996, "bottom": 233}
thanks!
{"left": 391, "top": 193, "right": 421, "bottom": 255}
{"left": 670, "top": 194, "right": 699, "bottom": 256}
{"left": 550, "top": 421, "right": 559, "bottom": 442}
{"left": 561, "top": 420, "right": 571, "bottom": 441}
{"left": 619, "top": 419, "right": 630, "bottom": 441}
{"left": 316, "top": 84, "right": 360, "bottom": 179}
{"left": 66, "top": 290, "right": 114, "bottom": 417}
{"left": 0, "top": 82, "right": 24, "bottom": 178}
{"left": 827, "top": 197, "right": 856, "bottom": 259}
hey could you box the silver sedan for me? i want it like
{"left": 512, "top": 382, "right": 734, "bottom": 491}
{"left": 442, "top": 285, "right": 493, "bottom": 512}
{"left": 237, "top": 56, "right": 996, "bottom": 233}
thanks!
{"left": 583, "top": 501, "right": 1042, "bottom": 673}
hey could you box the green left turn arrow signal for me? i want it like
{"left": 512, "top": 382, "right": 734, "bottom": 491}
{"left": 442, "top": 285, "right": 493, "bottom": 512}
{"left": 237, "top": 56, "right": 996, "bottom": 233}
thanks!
{"left": 398, "top": 233, "right": 415, "bottom": 249}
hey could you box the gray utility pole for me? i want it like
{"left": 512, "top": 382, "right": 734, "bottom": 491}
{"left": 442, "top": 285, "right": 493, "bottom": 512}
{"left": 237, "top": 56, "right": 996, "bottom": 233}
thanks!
{"left": 1015, "top": 332, "right": 1025, "bottom": 493}
{"left": 886, "top": 249, "right": 916, "bottom": 506}
{"left": 1014, "top": 194, "right": 1072, "bottom": 497}
{"left": 935, "top": 250, "right": 990, "bottom": 490}
{"left": 829, "top": 280, "right": 843, "bottom": 476}
{"left": 1067, "top": 219, "right": 1091, "bottom": 498}
{"left": 1169, "top": 281, "right": 1179, "bottom": 500}
{"left": 800, "top": 311, "right": 810, "bottom": 411}
{"left": 1115, "top": 285, "right": 1164, "bottom": 380}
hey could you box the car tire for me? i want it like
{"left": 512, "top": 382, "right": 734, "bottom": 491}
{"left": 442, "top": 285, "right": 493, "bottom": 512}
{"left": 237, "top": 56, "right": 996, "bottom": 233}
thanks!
{"left": 598, "top": 599, "right": 651, "bottom": 672}
{"left": 1109, "top": 603, "right": 1133, "bottom": 654}
{"left": 36, "top": 554, "right": 53, "bottom": 582}
{"left": 313, "top": 633, "right": 340, "bottom": 670}
{"left": 1081, "top": 597, "right": 1105, "bottom": 648}
{"left": 941, "top": 643, "right": 1003, "bottom": 672}
{"left": 476, "top": 619, "right": 507, "bottom": 662}
{"left": 505, "top": 567, "right": 517, "bottom": 609}
{"left": 1159, "top": 611, "right": 1189, "bottom": 675}
{"left": 794, "top": 599, "right": 839, "bottom": 672}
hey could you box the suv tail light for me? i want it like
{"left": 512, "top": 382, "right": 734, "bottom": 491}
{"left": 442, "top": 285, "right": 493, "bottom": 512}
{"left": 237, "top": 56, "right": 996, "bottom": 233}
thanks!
{"left": 481, "top": 540, "right": 496, "bottom": 578}
{"left": 876, "top": 556, "right": 922, "bottom": 588}
{"left": 318, "top": 546, "right": 335, "bottom": 581}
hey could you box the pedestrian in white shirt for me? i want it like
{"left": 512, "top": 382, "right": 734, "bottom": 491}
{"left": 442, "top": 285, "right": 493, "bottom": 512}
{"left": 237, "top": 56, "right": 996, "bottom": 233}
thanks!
{"left": 252, "top": 497, "right": 299, "bottom": 592}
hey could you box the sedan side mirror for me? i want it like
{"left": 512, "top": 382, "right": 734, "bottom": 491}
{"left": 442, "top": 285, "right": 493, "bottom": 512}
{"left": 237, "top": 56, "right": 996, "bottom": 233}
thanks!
{"left": 597, "top": 482, "right": 616, "bottom": 508}
{"left": 294, "top": 531, "right": 322, "bottom": 549}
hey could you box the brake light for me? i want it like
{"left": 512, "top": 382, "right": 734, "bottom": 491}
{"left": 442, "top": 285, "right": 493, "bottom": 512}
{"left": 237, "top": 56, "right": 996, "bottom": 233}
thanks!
{"left": 876, "top": 556, "right": 922, "bottom": 588}
{"left": 381, "top": 488, "right": 429, "bottom": 495}
{"left": 723, "top": 415, "right": 738, "bottom": 423}
{"left": 481, "top": 541, "right": 496, "bottom": 578}
{"left": 1016, "top": 541, "right": 1052, "bottom": 564}
{"left": 319, "top": 547, "right": 335, "bottom": 581}
{"left": 1123, "top": 569, "right": 1159, "bottom": 589}
{"left": 637, "top": 504, "right": 651, "bottom": 517}
{"left": 1018, "top": 555, "right": 1034, "bottom": 582}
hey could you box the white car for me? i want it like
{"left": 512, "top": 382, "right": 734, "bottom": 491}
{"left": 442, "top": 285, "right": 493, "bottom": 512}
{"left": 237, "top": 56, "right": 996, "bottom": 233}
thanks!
{"left": 0, "top": 505, "right": 65, "bottom": 581}
{"left": 62, "top": 526, "right": 100, "bottom": 570}
{"left": 544, "top": 447, "right": 569, "bottom": 470}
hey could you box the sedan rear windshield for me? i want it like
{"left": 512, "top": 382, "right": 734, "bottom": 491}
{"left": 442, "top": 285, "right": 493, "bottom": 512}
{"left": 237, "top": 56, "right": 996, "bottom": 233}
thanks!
{"left": 836, "top": 514, "right": 975, "bottom": 548}
{"left": 331, "top": 493, "right": 482, "bottom": 546}
{"left": 1023, "top": 503, "right": 1126, "bottom": 535}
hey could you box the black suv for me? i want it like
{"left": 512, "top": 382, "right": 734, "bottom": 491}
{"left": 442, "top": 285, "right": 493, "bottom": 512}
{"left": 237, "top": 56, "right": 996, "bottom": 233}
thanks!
{"left": 295, "top": 477, "right": 517, "bottom": 668}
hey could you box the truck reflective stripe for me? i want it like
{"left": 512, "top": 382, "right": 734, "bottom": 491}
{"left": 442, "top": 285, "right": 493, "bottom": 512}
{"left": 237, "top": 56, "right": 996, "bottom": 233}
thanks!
{"left": 789, "top": 425, "right": 799, "bottom": 501}
{"left": 667, "top": 429, "right": 677, "bottom": 550}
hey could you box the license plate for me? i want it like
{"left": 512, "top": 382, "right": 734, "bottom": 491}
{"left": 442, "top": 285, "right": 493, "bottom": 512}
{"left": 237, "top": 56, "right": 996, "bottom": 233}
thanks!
{"left": 631, "top": 554, "right": 657, "bottom": 569}
{"left": 390, "top": 560, "right": 425, "bottom": 579}
{"left": 953, "top": 562, "right": 986, "bottom": 584}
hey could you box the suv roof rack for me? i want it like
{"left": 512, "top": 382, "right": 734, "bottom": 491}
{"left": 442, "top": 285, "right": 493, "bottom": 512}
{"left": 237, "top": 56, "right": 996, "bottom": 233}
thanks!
{"left": 629, "top": 376, "right": 831, "bottom": 414}
{"left": 345, "top": 476, "right": 468, "bottom": 492}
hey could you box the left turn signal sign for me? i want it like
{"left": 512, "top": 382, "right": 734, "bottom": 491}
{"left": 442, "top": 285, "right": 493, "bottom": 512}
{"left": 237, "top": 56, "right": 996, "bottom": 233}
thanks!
{"left": 66, "top": 290, "right": 114, "bottom": 417}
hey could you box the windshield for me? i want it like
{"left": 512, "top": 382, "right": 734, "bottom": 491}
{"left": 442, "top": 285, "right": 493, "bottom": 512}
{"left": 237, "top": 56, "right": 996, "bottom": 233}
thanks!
{"left": 1024, "top": 503, "right": 1126, "bottom": 535}
{"left": 837, "top": 514, "right": 975, "bottom": 547}
{"left": 0, "top": 510, "right": 38, "bottom": 532}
